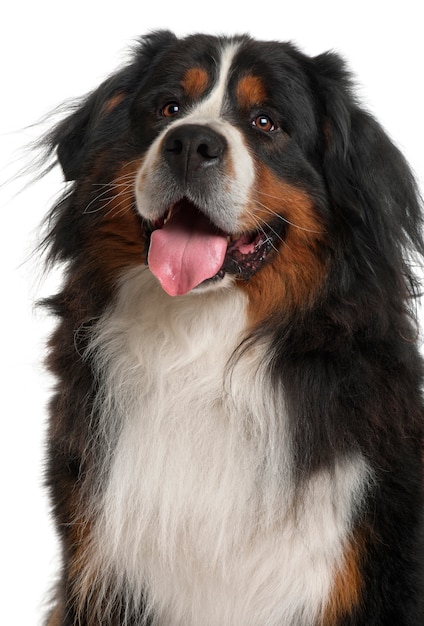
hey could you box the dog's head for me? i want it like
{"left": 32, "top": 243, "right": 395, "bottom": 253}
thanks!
{"left": 43, "top": 31, "right": 423, "bottom": 325}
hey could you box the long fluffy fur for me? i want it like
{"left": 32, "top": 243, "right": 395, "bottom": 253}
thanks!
{"left": 40, "top": 32, "right": 424, "bottom": 625}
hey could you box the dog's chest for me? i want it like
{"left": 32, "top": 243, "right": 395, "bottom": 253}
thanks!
{"left": 88, "top": 269, "right": 368, "bottom": 626}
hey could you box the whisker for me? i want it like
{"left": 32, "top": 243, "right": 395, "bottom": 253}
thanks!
{"left": 89, "top": 157, "right": 142, "bottom": 184}
{"left": 83, "top": 181, "right": 135, "bottom": 214}
{"left": 254, "top": 198, "right": 325, "bottom": 234}
{"left": 102, "top": 192, "right": 136, "bottom": 219}
{"left": 247, "top": 211, "right": 286, "bottom": 254}
{"left": 83, "top": 190, "right": 116, "bottom": 214}
{"left": 85, "top": 167, "right": 138, "bottom": 208}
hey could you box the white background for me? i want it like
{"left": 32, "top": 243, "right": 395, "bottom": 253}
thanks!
{"left": 1, "top": 1, "right": 423, "bottom": 624}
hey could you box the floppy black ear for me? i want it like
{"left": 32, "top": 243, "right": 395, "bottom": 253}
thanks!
{"left": 48, "top": 30, "right": 178, "bottom": 180}
{"left": 313, "top": 52, "right": 424, "bottom": 289}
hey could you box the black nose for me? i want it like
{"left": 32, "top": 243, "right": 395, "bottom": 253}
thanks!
{"left": 163, "top": 124, "right": 227, "bottom": 183}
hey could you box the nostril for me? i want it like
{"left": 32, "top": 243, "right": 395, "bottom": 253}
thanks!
{"left": 198, "top": 142, "right": 220, "bottom": 160}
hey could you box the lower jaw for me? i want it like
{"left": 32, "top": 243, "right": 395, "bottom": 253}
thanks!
{"left": 188, "top": 271, "right": 235, "bottom": 294}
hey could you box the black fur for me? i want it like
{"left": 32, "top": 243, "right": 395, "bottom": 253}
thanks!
{"left": 40, "top": 32, "right": 424, "bottom": 625}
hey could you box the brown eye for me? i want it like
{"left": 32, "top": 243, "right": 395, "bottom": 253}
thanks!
{"left": 161, "top": 102, "right": 180, "bottom": 117}
{"left": 252, "top": 114, "right": 276, "bottom": 132}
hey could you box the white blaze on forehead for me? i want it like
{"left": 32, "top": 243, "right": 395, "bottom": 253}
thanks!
{"left": 135, "top": 40, "right": 255, "bottom": 231}
{"left": 189, "top": 41, "right": 240, "bottom": 120}
{"left": 166, "top": 41, "right": 241, "bottom": 129}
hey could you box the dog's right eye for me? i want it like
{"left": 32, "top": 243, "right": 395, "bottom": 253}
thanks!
{"left": 161, "top": 102, "right": 180, "bottom": 118}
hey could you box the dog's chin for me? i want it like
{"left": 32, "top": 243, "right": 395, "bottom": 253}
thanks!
{"left": 188, "top": 272, "right": 236, "bottom": 295}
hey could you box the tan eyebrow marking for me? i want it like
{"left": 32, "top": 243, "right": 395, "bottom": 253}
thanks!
{"left": 236, "top": 75, "right": 267, "bottom": 109}
{"left": 181, "top": 67, "right": 209, "bottom": 99}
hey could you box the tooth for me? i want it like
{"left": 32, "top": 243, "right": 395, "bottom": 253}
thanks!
{"left": 163, "top": 205, "right": 174, "bottom": 225}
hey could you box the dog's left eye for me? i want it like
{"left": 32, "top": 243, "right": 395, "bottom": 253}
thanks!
{"left": 252, "top": 114, "right": 276, "bottom": 132}
{"left": 161, "top": 102, "right": 180, "bottom": 118}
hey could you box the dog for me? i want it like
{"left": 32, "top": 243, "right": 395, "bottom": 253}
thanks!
{"left": 41, "top": 31, "right": 424, "bottom": 625}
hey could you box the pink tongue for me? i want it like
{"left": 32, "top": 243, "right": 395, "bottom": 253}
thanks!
{"left": 148, "top": 204, "right": 228, "bottom": 296}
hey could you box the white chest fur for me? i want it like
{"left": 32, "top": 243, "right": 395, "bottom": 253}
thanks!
{"left": 84, "top": 267, "right": 369, "bottom": 626}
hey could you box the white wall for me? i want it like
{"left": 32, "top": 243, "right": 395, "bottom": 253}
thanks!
{"left": 1, "top": 2, "right": 422, "bottom": 623}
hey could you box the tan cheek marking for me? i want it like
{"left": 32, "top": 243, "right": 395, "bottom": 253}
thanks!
{"left": 236, "top": 75, "right": 267, "bottom": 109}
{"left": 181, "top": 67, "right": 209, "bottom": 99}
{"left": 238, "top": 165, "right": 328, "bottom": 325}
{"left": 83, "top": 159, "right": 146, "bottom": 280}
{"left": 320, "top": 537, "right": 364, "bottom": 625}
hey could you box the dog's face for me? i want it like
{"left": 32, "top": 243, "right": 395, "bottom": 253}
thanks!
{"left": 49, "top": 31, "right": 419, "bottom": 325}
{"left": 132, "top": 36, "right": 327, "bottom": 302}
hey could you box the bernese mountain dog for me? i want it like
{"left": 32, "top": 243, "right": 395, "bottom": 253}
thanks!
{"left": 41, "top": 31, "right": 424, "bottom": 625}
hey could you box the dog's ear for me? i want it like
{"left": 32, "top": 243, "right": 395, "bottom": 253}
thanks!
{"left": 48, "top": 30, "right": 178, "bottom": 181}
{"left": 313, "top": 52, "right": 423, "bottom": 268}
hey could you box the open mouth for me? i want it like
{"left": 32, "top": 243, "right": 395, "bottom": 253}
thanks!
{"left": 146, "top": 198, "right": 285, "bottom": 296}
